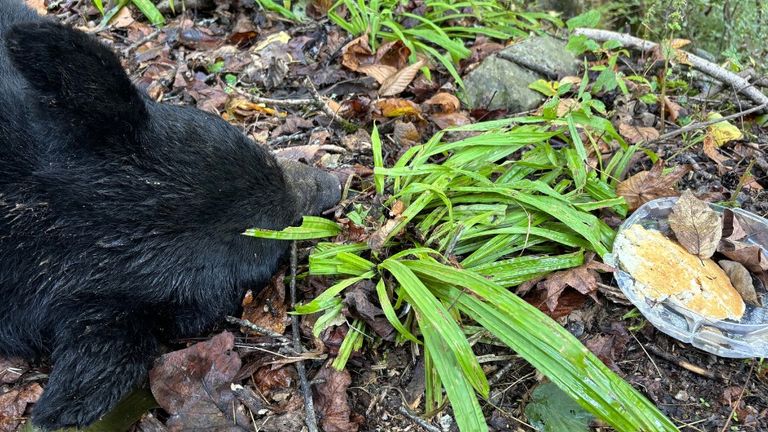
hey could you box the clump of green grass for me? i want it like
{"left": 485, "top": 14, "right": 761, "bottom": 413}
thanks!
{"left": 327, "top": 0, "right": 561, "bottom": 87}
{"left": 248, "top": 105, "right": 679, "bottom": 431}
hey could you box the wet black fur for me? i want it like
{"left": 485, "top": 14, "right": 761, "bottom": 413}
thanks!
{"left": 0, "top": 1, "right": 334, "bottom": 428}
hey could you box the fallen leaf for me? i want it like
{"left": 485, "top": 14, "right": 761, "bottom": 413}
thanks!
{"left": 357, "top": 64, "right": 398, "bottom": 85}
{"left": 253, "top": 365, "right": 296, "bottom": 399}
{"left": 393, "top": 121, "right": 421, "bottom": 146}
{"left": 430, "top": 111, "right": 472, "bottom": 129}
{"left": 111, "top": 5, "right": 135, "bottom": 27}
{"left": 702, "top": 135, "right": 730, "bottom": 164}
{"left": 584, "top": 323, "right": 630, "bottom": 371}
{"left": 524, "top": 382, "right": 594, "bottom": 432}
{"left": 379, "top": 59, "right": 426, "bottom": 97}
{"left": 526, "top": 253, "right": 613, "bottom": 312}
{"left": 343, "top": 280, "right": 395, "bottom": 341}
{"left": 718, "top": 240, "right": 768, "bottom": 273}
{"left": 227, "top": 98, "right": 283, "bottom": 118}
{"left": 375, "top": 98, "right": 422, "bottom": 118}
{"left": 616, "top": 161, "right": 690, "bottom": 211}
{"left": 230, "top": 14, "right": 258, "bottom": 45}
{"left": 24, "top": 0, "right": 46, "bottom": 15}
{"left": 150, "top": 332, "right": 247, "bottom": 431}
{"left": 368, "top": 217, "right": 401, "bottom": 251}
{"left": 722, "top": 209, "right": 749, "bottom": 241}
{"left": 341, "top": 34, "right": 373, "bottom": 72}
{"left": 313, "top": 365, "right": 359, "bottom": 432}
{"left": 0, "top": 383, "right": 43, "bottom": 432}
{"left": 341, "top": 129, "right": 372, "bottom": 152}
{"left": 241, "top": 272, "right": 288, "bottom": 335}
{"left": 669, "top": 190, "right": 722, "bottom": 259}
{"left": 706, "top": 112, "right": 744, "bottom": 146}
{"left": 556, "top": 98, "right": 581, "bottom": 117}
{"left": 719, "top": 260, "right": 760, "bottom": 306}
{"left": 662, "top": 96, "right": 683, "bottom": 122}
{"left": 423, "top": 92, "right": 460, "bottom": 113}
{"left": 618, "top": 123, "right": 659, "bottom": 144}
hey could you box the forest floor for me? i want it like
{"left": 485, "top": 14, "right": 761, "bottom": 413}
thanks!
{"left": 2, "top": 1, "right": 768, "bottom": 431}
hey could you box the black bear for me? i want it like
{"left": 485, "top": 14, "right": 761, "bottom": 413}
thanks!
{"left": 0, "top": 0, "right": 341, "bottom": 429}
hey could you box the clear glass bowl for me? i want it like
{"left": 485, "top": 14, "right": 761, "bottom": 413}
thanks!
{"left": 605, "top": 197, "right": 768, "bottom": 358}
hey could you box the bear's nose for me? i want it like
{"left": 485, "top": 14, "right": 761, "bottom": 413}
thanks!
{"left": 277, "top": 158, "right": 341, "bottom": 216}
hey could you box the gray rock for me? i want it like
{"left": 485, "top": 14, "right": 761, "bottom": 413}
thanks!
{"left": 463, "top": 35, "right": 578, "bottom": 112}
{"left": 498, "top": 34, "right": 578, "bottom": 79}
{"left": 463, "top": 56, "right": 545, "bottom": 112}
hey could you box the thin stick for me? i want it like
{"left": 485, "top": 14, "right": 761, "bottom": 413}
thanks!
{"left": 304, "top": 77, "right": 358, "bottom": 130}
{"left": 398, "top": 406, "right": 441, "bottom": 432}
{"left": 719, "top": 361, "right": 755, "bottom": 432}
{"left": 651, "top": 102, "right": 768, "bottom": 143}
{"left": 122, "top": 29, "right": 162, "bottom": 57}
{"left": 290, "top": 242, "right": 319, "bottom": 432}
{"left": 225, "top": 316, "right": 291, "bottom": 341}
{"left": 573, "top": 28, "right": 768, "bottom": 110}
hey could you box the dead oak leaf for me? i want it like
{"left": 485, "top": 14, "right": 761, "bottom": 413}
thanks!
{"left": 534, "top": 253, "right": 614, "bottom": 312}
{"left": 669, "top": 190, "right": 722, "bottom": 259}
{"left": 149, "top": 332, "right": 247, "bottom": 431}
{"left": 313, "top": 365, "right": 359, "bottom": 432}
{"left": 375, "top": 98, "right": 422, "bottom": 118}
{"left": 423, "top": 92, "right": 460, "bottom": 113}
{"left": 617, "top": 161, "right": 690, "bottom": 211}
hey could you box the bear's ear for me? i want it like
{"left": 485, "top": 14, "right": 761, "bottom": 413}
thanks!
{"left": 5, "top": 21, "right": 147, "bottom": 148}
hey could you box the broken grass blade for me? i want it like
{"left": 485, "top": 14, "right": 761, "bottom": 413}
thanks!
{"left": 243, "top": 216, "right": 340, "bottom": 240}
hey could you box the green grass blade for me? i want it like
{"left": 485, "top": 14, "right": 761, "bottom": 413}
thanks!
{"left": 243, "top": 216, "right": 340, "bottom": 240}
{"left": 372, "top": 123, "right": 385, "bottom": 196}
{"left": 131, "top": 0, "right": 165, "bottom": 25}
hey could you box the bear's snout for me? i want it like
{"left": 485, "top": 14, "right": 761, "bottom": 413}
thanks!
{"left": 278, "top": 158, "right": 342, "bottom": 216}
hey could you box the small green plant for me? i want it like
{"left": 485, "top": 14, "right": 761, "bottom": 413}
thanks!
{"left": 328, "top": 0, "right": 561, "bottom": 87}
{"left": 249, "top": 109, "right": 679, "bottom": 430}
{"left": 95, "top": 0, "right": 165, "bottom": 26}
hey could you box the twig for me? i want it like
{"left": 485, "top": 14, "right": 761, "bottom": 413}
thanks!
{"left": 645, "top": 345, "right": 723, "bottom": 381}
{"left": 225, "top": 316, "right": 291, "bottom": 341}
{"left": 231, "top": 86, "right": 314, "bottom": 106}
{"left": 290, "top": 242, "right": 319, "bottom": 432}
{"left": 573, "top": 28, "right": 768, "bottom": 110}
{"left": 304, "top": 77, "right": 358, "bottom": 131}
{"left": 398, "top": 406, "right": 442, "bottom": 432}
{"left": 122, "top": 29, "right": 162, "bottom": 57}
{"left": 652, "top": 102, "right": 768, "bottom": 143}
{"left": 719, "top": 361, "right": 755, "bottom": 432}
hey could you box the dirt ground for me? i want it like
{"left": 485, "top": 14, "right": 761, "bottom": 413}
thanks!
{"left": 4, "top": 1, "right": 768, "bottom": 431}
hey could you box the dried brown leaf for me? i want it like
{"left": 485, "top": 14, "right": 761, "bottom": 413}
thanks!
{"left": 616, "top": 161, "right": 690, "bottom": 211}
{"left": 0, "top": 358, "right": 27, "bottom": 384}
{"left": 149, "top": 332, "right": 247, "bottom": 431}
{"left": 241, "top": 272, "right": 288, "bottom": 335}
{"left": 313, "top": 365, "right": 359, "bottom": 432}
{"left": 533, "top": 253, "right": 613, "bottom": 312}
{"left": 375, "top": 99, "right": 422, "bottom": 118}
{"left": 618, "top": 123, "right": 659, "bottom": 144}
{"left": 379, "top": 59, "right": 426, "bottom": 97}
{"left": 357, "top": 64, "right": 398, "bottom": 84}
{"left": 718, "top": 260, "right": 760, "bottom": 306}
{"left": 0, "top": 383, "right": 43, "bottom": 432}
{"left": 718, "top": 240, "right": 768, "bottom": 273}
{"left": 668, "top": 190, "right": 722, "bottom": 258}
{"left": 702, "top": 135, "right": 729, "bottom": 165}
{"left": 423, "top": 92, "right": 460, "bottom": 113}
{"left": 662, "top": 96, "right": 683, "bottom": 123}
{"left": 430, "top": 112, "right": 472, "bottom": 129}
{"left": 341, "top": 34, "right": 373, "bottom": 72}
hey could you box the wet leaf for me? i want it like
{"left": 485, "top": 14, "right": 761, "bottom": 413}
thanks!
{"left": 584, "top": 323, "right": 630, "bottom": 372}
{"left": 524, "top": 253, "right": 613, "bottom": 312}
{"left": 719, "top": 260, "right": 760, "bottom": 306}
{"left": 149, "top": 332, "right": 247, "bottom": 431}
{"left": 524, "top": 382, "right": 593, "bottom": 432}
{"left": 230, "top": 14, "right": 258, "bottom": 45}
{"left": 313, "top": 365, "right": 359, "bottom": 432}
{"left": 669, "top": 191, "right": 722, "bottom": 258}
{"left": 616, "top": 162, "right": 690, "bottom": 211}
{"left": 343, "top": 280, "right": 395, "bottom": 341}
{"left": 253, "top": 365, "right": 296, "bottom": 399}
